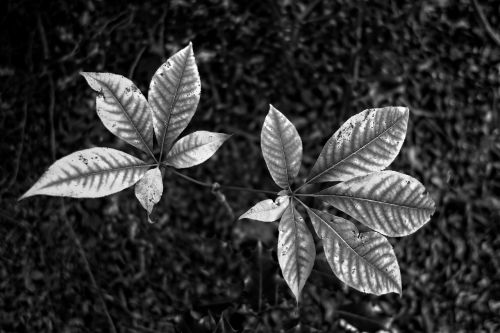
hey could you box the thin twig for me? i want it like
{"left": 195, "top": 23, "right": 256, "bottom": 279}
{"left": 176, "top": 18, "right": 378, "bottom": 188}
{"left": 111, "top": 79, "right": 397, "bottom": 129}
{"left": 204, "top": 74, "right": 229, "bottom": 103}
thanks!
{"left": 37, "top": 15, "right": 56, "bottom": 160}
{"left": 4, "top": 101, "right": 27, "bottom": 193}
{"left": 472, "top": 0, "right": 500, "bottom": 47}
{"left": 0, "top": 210, "right": 30, "bottom": 230}
{"left": 60, "top": 203, "right": 117, "bottom": 333}
{"left": 257, "top": 240, "right": 263, "bottom": 313}
{"left": 37, "top": 13, "right": 117, "bottom": 333}
{"left": 128, "top": 44, "right": 147, "bottom": 80}
{"left": 158, "top": 5, "right": 167, "bottom": 60}
{"left": 352, "top": 1, "right": 364, "bottom": 83}
{"left": 169, "top": 168, "right": 276, "bottom": 195}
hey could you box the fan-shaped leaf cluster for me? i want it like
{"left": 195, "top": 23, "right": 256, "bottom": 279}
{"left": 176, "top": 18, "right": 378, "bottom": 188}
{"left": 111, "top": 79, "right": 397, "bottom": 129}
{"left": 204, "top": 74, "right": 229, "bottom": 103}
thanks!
{"left": 240, "top": 106, "right": 435, "bottom": 300}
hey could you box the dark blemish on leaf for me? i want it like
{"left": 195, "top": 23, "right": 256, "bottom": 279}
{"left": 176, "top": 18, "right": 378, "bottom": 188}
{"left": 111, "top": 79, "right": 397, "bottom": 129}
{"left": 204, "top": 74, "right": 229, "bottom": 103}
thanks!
{"left": 363, "top": 111, "right": 370, "bottom": 121}
{"left": 78, "top": 154, "right": 88, "bottom": 165}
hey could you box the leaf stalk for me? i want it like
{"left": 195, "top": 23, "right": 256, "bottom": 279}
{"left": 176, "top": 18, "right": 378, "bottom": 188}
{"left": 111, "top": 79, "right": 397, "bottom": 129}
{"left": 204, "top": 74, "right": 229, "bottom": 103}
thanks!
{"left": 167, "top": 167, "right": 276, "bottom": 195}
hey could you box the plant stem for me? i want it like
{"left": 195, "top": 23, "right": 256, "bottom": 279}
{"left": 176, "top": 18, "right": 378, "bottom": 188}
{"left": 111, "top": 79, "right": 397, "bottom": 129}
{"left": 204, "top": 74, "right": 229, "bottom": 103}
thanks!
{"left": 294, "top": 197, "right": 310, "bottom": 209}
{"left": 293, "top": 181, "right": 310, "bottom": 194}
{"left": 294, "top": 193, "right": 317, "bottom": 197}
{"left": 168, "top": 168, "right": 277, "bottom": 195}
{"left": 168, "top": 168, "right": 210, "bottom": 186}
{"left": 220, "top": 185, "right": 277, "bottom": 195}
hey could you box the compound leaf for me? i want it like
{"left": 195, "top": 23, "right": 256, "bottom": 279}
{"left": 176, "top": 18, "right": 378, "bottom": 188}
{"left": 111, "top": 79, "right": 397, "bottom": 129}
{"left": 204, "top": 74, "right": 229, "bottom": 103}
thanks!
{"left": 165, "top": 131, "right": 230, "bottom": 168}
{"left": 19, "top": 148, "right": 150, "bottom": 200}
{"left": 148, "top": 43, "right": 201, "bottom": 155}
{"left": 81, "top": 72, "right": 154, "bottom": 156}
{"left": 308, "top": 107, "right": 409, "bottom": 183}
{"left": 261, "top": 105, "right": 302, "bottom": 189}
{"left": 278, "top": 202, "right": 315, "bottom": 302}
{"left": 316, "top": 171, "right": 435, "bottom": 237}
{"left": 306, "top": 208, "right": 402, "bottom": 295}
{"left": 135, "top": 167, "right": 163, "bottom": 223}
{"left": 239, "top": 196, "right": 290, "bottom": 222}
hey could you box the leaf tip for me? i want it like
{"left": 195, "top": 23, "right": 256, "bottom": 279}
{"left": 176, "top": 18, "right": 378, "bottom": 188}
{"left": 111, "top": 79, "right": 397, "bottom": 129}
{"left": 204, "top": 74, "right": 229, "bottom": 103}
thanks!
{"left": 221, "top": 132, "right": 233, "bottom": 141}
{"left": 396, "top": 106, "right": 410, "bottom": 119}
{"left": 79, "top": 71, "right": 93, "bottom": 79}
{"left": 291, "top": 285, "right": 301, "bottom": 304}
{"left": 17, "top": 192, "right": 30, "bottom": 202}
{"left": 185, "top": 41, "right": 194, "bottom": 55}
{"left": 18, "top": 185, "right": 39, "bottom": 201}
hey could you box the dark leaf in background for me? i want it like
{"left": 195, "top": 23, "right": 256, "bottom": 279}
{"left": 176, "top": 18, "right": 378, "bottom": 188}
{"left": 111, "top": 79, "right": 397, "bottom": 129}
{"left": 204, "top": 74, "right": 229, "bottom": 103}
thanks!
{"left": 338, "top": 302, "right": 393, "bottom": 333}
{"left": 213, "top": 312, "right": 237, "bottom": 333}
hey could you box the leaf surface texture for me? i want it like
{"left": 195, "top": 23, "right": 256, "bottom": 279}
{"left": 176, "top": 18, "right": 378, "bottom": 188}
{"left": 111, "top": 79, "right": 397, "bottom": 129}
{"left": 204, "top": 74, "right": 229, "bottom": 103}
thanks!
{"left": 135, "top": 167, "right": 163, "bottom": 223}
{"left": 148, "top": 43, "right": 201, "bottom": 155}
{"left": 309, "top": 107, "right": 408, "bottom": 183}
{"left": 261, "top": 106, "right": 302, "bottom": 189}
{"left": 278, "top": 203, "right": 315, "bottom": 302}
{"left": 19, "top": 148, "right": 150, "bottom": 199}
{"left": 165, "top": 131, "right": 230, "bottom": 168}
{"left": 307, "top": 208, "right": 401, "bottom": 295}
{"left": 317, "top": 171, "right": 435, "bottom": 236}
{"left": 81, "top": 72, "right": 154, "bottom": 155}
{"left": 238, "top": 196, "right": 290, "bottom": 222}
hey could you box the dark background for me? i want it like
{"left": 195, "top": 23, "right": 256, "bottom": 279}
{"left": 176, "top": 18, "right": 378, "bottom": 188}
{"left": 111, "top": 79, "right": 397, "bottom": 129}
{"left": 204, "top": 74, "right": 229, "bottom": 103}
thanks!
{"left": 1, "top": 0, "right": 500, "bottom": 332}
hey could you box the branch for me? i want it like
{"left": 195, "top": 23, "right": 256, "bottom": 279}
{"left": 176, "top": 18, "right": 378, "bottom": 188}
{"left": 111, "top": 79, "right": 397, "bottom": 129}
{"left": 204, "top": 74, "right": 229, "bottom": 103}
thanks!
{"left": 3, "top": 101, "right": 27, "bottom": 194}
{"left": 128, "top": 44, "right": 147, "bottom": 79}
{"left": 37, "top": 13, "right": 117, "bottom": 333}
{"left": 472, "top": 0, "right": 500, "bottom": 47}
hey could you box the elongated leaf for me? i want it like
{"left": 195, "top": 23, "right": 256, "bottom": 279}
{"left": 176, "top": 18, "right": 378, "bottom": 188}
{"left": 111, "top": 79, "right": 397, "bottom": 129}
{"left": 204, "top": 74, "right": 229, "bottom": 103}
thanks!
{"left": 81, "top": 72, "right": 154, "bottom": 155}
{"left": 165, "top": 131, "right": 230, "bottom": 168}
{"left": 135, "top": 167, "right": 163, "bottom": 223}
{"left": 278, "top": 203, "right": 315, "bottom": 302}
{"left": 19, "top": 148, "right": 150, "bottom": 200}
{"left": 239, "top": 196, "right": 290, "bottom": 222}
{"left": 306, "top": 208, "right": 402, "bottom": 295}
{"left": 308, "top": 107, "right": 409, "bottom": 183}
{"left": 148, "top": 43, "right": 201, "bottom": 154}
{"left": 261, "top": 106, "right": 302, "bottom": 189}
{"left": 316, "top": 171, "right": 435, "bottom": 237}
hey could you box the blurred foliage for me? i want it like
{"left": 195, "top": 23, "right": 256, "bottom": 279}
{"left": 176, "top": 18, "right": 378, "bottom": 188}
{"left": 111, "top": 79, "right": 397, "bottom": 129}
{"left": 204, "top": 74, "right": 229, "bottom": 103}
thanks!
{"left": 1, "top": 0, "right": 500, "bottom": 332}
